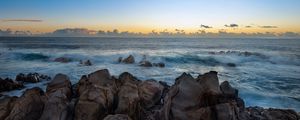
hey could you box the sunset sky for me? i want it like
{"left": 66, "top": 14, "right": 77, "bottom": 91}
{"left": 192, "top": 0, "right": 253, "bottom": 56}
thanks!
{"left": 1, "top": 0, "right": 300, "bottom": 34}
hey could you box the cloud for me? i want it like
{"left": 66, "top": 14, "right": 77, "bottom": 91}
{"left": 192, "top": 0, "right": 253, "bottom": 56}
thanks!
{"left": 200, "top": 24, "right": 212, "bottom": 28}
{"left": 51, "top": 28, "right": 92, "bottom": 36}
{"left": 259, "top": 26, "right": 278, "bottom": 28}
{"left": 245, "top": 26, "right": 252, "bottom": 28}
{"left": 1, "top": 19, "right": 43, "bottom": 22}
{"left": 225, "top": 24, "right": 238, "bottom": 27}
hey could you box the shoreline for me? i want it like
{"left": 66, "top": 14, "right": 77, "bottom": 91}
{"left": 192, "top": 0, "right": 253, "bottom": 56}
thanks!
{"left": 0, "top": 69, "right": 299, "bottom": 120}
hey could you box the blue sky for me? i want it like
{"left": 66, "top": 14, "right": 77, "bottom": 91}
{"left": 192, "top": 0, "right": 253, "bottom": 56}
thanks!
{"left": 1, "top": 0, "right": 300, "bottom": 33}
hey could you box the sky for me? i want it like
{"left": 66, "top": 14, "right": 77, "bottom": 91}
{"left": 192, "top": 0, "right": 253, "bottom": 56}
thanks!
{"left": 1, "top": 0, "right": 300, "bottom": 34}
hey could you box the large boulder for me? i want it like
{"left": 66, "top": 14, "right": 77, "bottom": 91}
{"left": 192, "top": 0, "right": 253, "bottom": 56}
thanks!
{"left": 138, "top": 80, "right": 164, "bottom": 109}
{"left": 161, "top": 71, "right": 240, "bottom": 120}
{"left": 115, "top": 72, "right": 141, "bottom": 120}
{"left": 0, "top": 78, "right": 23, "bottom": 92}
{"left": 139, "top": 61, "right": 152, "bottom": 67}
{"left": 103, "top": 114, "right": 132, "bottom": 120}
{"left": 122, "top": 55, "right": 135, "bottom": 64}
{"left": 246, "top": 107, "right": 300, "bottom": 120}
{"left": 0, "top": 97, "right": 17, "bottom": 120}
{"left": 39, "top": 74, "right": 73, "bottom": 120}
{"left": 5, "top": 87, "right": 44, "bottom": 120}
{"left": 74, "top": 69, "right": 117, "bottom": 120}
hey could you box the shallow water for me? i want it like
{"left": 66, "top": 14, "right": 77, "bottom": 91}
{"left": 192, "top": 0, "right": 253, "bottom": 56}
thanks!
{"left": 0, "top": 37, "right": 299, "bottom": 111}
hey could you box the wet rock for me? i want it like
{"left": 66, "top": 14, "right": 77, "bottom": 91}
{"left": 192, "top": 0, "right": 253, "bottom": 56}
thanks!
{"left": 5, "top": 87, "right": 44, "bottom": 120}
{"left": 74, "top": 69, "right": 117, "bottom": 120}
{"left": 139, "top": 61, "right": 152, "bottom": 67}
{"left": 246, "top": 107, "right": 300, "bottom": 120}
{"left": 0, "top": 96, "right": 17, "bottom": 120}
{"left": 227, "top": 63, "right": 236, "bottom": 67}
{"left": 103, "top": 114, "right": 132, "bottom": 120}
{"left": 122, "top": 55, "right": 135, "bottom": 64}
{"left": 0, "top": 78, "right": 23, "bottom": 92}
{"left": 54, "top": 57, "right": 72, "bottom": 63}
{"left": 153, "top": 62, "right": 165, "bottom": 68}
{"left": 118, "top": 57, "right": 123, "bottom": 63}
{"left": 40, "top": 74, "right": 72, "bottom": 120}
{"left": 79, "top": 60, "right": 92, "bottom": 66}
{"left": 15, "top": 73, "right": 51, "bottom": 83}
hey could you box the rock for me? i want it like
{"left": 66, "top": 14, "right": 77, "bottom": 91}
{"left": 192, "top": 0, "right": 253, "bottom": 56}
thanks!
{"left": 246, "top": 107, "right": 300, "bottom": 120}
{"left": 0, "top": 78, "right": 23, "bottom": 92}
{"left": 0, "top": 96, "right": 17, "bottom": 120}
{"left": 122, "top": 55, "right": 135, "bottom": 64}
{"left": 115, "top": 72, "right": 141, "bottom": 120}
{"left": 74, "top": 69, "right": 117, "bottom": 120}
{"left": 39, "top": 74, "right": 73, "bottom": 120}
{"left": 227, "top": 63, "right": 236, "bottom": 67}
{"left": 138, "top": 80, "right": 164, "bottom": 109}
{"left": 161, "top": 71, "right": 238, "bottom": 120}
{"left": 139, "top": 61, "right": 152, "bottom": 67}
{"left": 103, "top": 114, "right": 132, "bottom": 120}
{"left": 15, "top": 73, "right": 51, "bottom": 83}
{"left": 153, "top": 62, "right": 165, "bottom": 68}
{"left": 220, "top": 81, "right": 238, "bottom": 98}
{"left": 79, "top": 60, "right": 92, "bottom": 66}
{"left": 5, "top": 87, "right": 44, "bottom": 120}
{"left": 118, "top": 57, "right": 123, "bottom": 63}
{"left": 54, "top": 57, "right": 72, "bottom": 63}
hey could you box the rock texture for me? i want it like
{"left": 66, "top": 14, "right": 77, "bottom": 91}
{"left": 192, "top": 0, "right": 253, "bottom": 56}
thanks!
{"left": 15, "top": 73, "right": 51, "bottom": 83}
{"left": 0, "top": 69, "right": 299, "bottom": 120}
{"left": 122, "top": 55, "right": 135, "bottom": 64}
{"left": 0, "top": 78, "right": 23, "bottom": 92}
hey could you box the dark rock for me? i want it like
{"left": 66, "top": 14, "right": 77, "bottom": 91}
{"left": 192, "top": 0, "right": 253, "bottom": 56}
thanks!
{"left": 138, "top": 80, "right": 164, "bottom": 109}
{"left": 0, "top": 78, "right": 23, "bottom": 92}
{"left": 40, "top": 74, "right": 73, "bottom": 120}
{"left": 220, "top": 81, "right": 238, "bottom": 98}
{"left": 153, "top": 62, "right": 165, "bottom": 68}
{"left": 115, "top": 72, "right": 141, "bottom": 120}
{"left": 139, "top": 61, "right": 152, "bottom": 67}
{"left": 54, "top": 57, "right": 72, "bottom": 63}
{"left": 103, "top": 114, "right": 132, "bottom": 120}
{"left": 246, "top": 107, "right": 300, "bottom": 120}
{"left": 5, "top": 87, "right": 44, "bottom": 120}
{"left": 15, "top": 73, "right": 51, "bottom": 83}
{"left": 118, "top": 57, "right": 123, "bottom": 63}
{"left": 227, "top": 63, "right": 236, "bottom": 67}
{"left": 74, "top": 69, "right": 117, "bottom": 120}
{"left": 0, "top": 96, "right": 17, "bottom": 120}
{"left": 122, "top": 55, "right": 135, "bottom": 64}
{"left": 79, "top": 60, "right": 92, "bottom": 66}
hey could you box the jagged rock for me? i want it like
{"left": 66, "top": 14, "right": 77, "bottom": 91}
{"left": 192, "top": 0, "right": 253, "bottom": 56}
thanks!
{"left": 138, "top": 80, "right": 164, "bottom": 109}
{"left": 54, "top": 57, "right": 72, "bottom": 63}
{"left": 153, "top": 62, "right": 165, "bottom": 68}
{"left": 15, "top": 73, "right": 51, "bottom": 83}
{"left": 161, "top": 71, "right": 239, "bottom": 120}
{"left": 122, "top": 55, "right": 135, "bottom": 64}
{"left": 118, "top": 57, "right": 123, "bottom": 63}
{"left": 220, "top": 81, "right": 238, "bottom": 98}
{"left": 246, "top": 107, "right": 300, "bottom": 120}
{"left": 115, "top": 72, "right": 141, "bottom": 120}
{"left": 0, "top": 96, "right": 17, "bottom": 120}
{"left": 5, "top": 87, "right": 44, "bottom": 120}
{"left": 74, "top": 69, "right": 116, "bottom": 120}
{"left": 103, "top": 114, "right": 132, "bottom": 120}
{"left": 39, "top": 74, "right": 72, "bottom": 120}
{"left": 0, "top": 78, "right": 23, "bottom": 92}
{"left": 139, "top": 61, "right": 153, "bottom": 67}
{"left": 79, "top": 60, "right": 92, "bottom": 66}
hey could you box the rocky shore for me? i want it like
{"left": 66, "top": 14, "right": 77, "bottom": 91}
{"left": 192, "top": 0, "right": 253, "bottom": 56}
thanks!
{"left": 0, "top": 69, "right": 299, "bottom": 120}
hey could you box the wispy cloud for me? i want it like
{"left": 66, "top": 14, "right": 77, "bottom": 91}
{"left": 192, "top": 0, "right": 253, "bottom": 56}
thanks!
{"left": 259, "top": 25, "right": 278, "bottom": 28}
{"left": 225, "top": 24, "right": 238, "bottom": 28}
{"left": 245, "top": 26, "right": 252, "bottom": 28}
{"left": 1, "top": 19, "right": 43, "bottom": 22}
{"left": 200, "top": 24, "right": 212, "bottom": 28}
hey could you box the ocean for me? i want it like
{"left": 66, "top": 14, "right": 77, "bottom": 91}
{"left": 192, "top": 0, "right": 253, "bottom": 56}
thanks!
{"left": 0, "top": 37, "right": 299, "bottom": 111}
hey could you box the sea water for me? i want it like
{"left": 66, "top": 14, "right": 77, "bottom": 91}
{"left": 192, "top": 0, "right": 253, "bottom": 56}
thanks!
{"left": 0, "top": 37, "right": 299, "bottom": 111}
